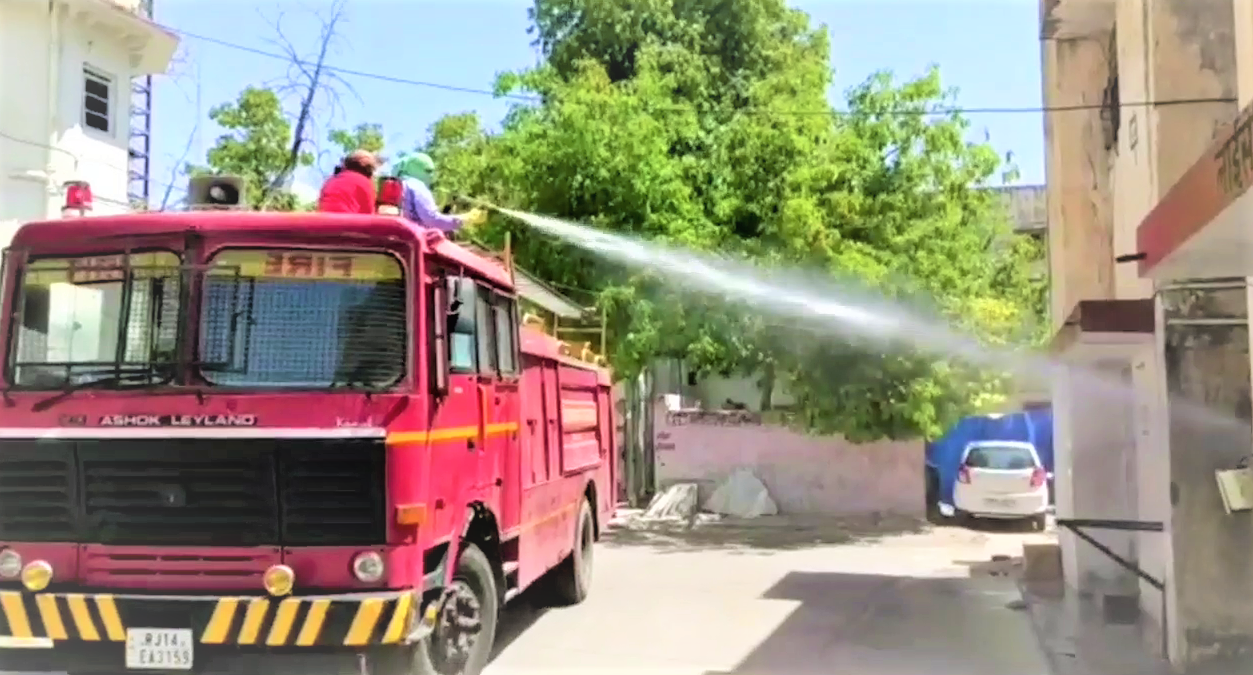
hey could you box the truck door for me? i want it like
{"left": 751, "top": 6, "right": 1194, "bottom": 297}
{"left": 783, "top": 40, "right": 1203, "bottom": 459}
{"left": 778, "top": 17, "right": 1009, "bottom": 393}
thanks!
{"left": 470, "top": 284, "right": 520, "bottom": 529}
{"left": 428, "top": 274, "right": 483, "bottom": 538}
{"left": 487, "top": 292, "right": 521, "bottom": 531}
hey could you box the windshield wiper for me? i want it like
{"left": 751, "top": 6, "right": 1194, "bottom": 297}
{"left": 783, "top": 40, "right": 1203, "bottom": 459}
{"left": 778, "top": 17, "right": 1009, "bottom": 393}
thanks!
{"left": 30, "top": 366, "right": 174, "bottom": 412}
{"left": 327, "top": 378, "right": 377, "bottom": 400}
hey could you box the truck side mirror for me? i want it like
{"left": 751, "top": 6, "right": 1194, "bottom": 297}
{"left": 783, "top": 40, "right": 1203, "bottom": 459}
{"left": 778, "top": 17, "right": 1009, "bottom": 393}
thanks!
{"left": 430, "top": 283, "right": 451, "bottom": 397}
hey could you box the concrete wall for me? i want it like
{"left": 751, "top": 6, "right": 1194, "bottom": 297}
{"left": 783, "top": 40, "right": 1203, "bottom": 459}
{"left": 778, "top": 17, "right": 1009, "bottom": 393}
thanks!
{"left": 653, "top": 404, "right": 923, "bottom": 516}
{"left": 1043, "top": 34, "right": 1115, "bottom": 329}
{"left": 1052, "top": 341, "right": 1167, "bottom": 630}
{"left": 1148, "top": 0, "right": 1239, "bottom": 194}
{"left": 1039, "top": 0, "right": 1253, "bottom": 667}
{"left": 1111, "top": 0, "right": 1155, "bottom": 300}
{"left": 1075, "top": 360, "right": 1140, "bottom": 592}
{"left": 1162, "top": 283, "right": 1253, "bottom": 665}
{"left": 1132, "top": 326, "right": 1175, "bottom": 659}
{"left": 1146, "top": 0, "right": 1253, "bottom": 667}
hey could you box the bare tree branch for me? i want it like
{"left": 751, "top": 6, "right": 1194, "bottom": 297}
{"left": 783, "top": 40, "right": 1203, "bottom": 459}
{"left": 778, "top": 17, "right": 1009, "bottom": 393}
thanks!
{"left": 255, "top": 0, "right": 358, "bottom": 209}
{"left": 159, "top": 115, "right": 200, "bottom": 210}
{"left": 151, "top": 53, "right": 201, "bottom": 210}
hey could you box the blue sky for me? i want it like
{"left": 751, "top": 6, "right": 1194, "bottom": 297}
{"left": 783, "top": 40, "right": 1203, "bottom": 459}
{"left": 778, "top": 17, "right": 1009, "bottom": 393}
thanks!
{"left": 148, "top": 0, "right": 1044, "bottom": 204}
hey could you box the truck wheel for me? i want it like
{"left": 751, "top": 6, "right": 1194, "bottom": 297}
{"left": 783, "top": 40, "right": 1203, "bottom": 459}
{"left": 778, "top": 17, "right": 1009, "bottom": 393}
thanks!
{"left": 398, "top": 543, "right": 499, "bottom": 675}
{"left": 543, "top": 498, "right": 595, "bottom": 606}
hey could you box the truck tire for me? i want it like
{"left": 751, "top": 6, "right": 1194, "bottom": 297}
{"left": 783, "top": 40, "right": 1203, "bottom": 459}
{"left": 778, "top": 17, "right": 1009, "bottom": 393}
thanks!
{"left": 542, "top": 498, "right": 595, "bottom": 606}
{"left": 380, "top": 543, "right": 499, "bottom": 675}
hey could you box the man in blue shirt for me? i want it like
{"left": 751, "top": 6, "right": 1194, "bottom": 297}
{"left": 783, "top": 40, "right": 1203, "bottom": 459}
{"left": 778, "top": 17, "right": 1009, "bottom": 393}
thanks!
{"left": 388, "top": 152, "right": 487, "bottom": 233}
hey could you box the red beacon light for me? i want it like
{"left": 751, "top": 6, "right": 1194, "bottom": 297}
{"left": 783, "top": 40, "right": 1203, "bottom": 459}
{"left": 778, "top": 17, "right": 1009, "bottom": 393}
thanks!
{"left": 62, "top": 181, "right": 93, "bottom": 217}
{"left": 377, "top": 177, "right": 403, "bottom": 216}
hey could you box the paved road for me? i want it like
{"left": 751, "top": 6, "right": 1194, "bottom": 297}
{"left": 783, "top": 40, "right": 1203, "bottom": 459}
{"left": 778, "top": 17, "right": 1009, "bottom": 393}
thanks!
{"left": 487, "top": 517, "right": 1054, "bottom": 675}
{"left": 1, "top": 518, "right": 1053, "bottom": 675}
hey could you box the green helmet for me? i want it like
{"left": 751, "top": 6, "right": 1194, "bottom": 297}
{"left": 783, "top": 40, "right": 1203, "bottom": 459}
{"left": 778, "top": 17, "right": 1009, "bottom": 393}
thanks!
{"left": 390, "top": 152, "right": 436, "bottom": 185}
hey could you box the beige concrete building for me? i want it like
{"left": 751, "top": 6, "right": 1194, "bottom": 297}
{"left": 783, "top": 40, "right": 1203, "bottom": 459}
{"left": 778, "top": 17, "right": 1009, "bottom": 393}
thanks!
{"left": 1043, "top": 0, "right": 1253, "bottom": 670}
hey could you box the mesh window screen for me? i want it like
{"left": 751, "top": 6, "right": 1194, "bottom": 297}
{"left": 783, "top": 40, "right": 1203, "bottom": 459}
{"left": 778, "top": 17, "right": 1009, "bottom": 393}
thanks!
{"left": 11, "top": 253, "right": 182, "bottom": 387}
{"left": 199, "top": 250, "right": 406, "bottom": 388}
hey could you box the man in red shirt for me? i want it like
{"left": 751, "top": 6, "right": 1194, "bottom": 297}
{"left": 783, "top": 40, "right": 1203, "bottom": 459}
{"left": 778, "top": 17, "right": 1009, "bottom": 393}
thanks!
{"left": 317, "top": 150, "right": 378, "bottom": 214}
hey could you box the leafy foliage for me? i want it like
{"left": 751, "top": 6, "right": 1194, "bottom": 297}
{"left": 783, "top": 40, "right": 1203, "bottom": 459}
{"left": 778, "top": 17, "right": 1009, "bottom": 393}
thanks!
{"left": 187, "top": 87, "right": 312, "bottom": 211}
{"left": 328, "top": 123, "right": 386, "bottom": 158}
{"left": 421, "top": 0, "right": 1044, "bottom": 441}
{"left": 191, "top": 91, "right": 385, "bottom": 211}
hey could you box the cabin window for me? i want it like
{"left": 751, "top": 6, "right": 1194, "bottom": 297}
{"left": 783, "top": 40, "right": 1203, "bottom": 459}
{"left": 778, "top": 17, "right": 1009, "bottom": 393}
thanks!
{"left": 493, "top": 294, "right": 518, "bottom": 375}
{"left": 10, "top": 251, "right": 182, "bottom": 388}
{"left": 475, "top": 286, "right": 497, "bottom": 375}
{"left": 448, "top": 278, "right": 477, "bottom": 372}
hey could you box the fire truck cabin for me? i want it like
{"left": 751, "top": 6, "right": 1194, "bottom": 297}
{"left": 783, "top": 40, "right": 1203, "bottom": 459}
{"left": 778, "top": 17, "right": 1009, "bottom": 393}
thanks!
{"left": 0, "top": 178, "right": 617, "bottom": 675}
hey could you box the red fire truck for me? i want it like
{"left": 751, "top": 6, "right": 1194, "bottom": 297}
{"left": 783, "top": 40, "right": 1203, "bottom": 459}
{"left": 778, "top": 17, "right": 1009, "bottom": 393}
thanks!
{"left": 0, "top": 178, "right": 617, "bottom": 675}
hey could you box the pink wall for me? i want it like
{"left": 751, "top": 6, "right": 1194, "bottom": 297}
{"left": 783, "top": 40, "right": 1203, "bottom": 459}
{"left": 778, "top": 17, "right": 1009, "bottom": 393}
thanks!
{"left": 654, "top": 405, "right": 924, "bottom": 515}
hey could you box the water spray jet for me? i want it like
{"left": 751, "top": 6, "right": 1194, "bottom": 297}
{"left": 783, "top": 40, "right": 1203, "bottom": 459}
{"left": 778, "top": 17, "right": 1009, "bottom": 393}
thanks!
{"left": 477, "top": 203, "right": 1252, "bottom": 439}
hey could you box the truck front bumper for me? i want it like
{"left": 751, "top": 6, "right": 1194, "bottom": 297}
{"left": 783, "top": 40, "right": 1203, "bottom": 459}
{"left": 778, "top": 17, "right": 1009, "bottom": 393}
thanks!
{"left": 0, "top": 589, "right": 429, "bottom": 672}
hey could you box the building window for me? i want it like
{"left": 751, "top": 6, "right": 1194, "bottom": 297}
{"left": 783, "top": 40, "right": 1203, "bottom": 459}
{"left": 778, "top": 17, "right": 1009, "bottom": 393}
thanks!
{"left": 83, "top": 67, "right": 113, "bottom": 134}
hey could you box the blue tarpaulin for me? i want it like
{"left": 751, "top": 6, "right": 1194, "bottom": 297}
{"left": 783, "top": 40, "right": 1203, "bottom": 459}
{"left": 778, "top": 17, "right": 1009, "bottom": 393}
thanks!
{"left": 925, "top": 408, "right": 1053, "bottom": 508}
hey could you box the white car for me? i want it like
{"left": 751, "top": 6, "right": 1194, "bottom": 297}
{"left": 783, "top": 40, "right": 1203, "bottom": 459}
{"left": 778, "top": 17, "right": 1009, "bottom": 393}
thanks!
{"left": 951, "top": 440, "right": 1050, "bottom": 530}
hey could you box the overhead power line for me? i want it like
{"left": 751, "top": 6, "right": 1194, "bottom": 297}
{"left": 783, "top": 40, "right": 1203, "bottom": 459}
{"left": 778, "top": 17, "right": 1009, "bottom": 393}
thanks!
{"left": 176, "top": 29, "right": 1238, "bottom": 116}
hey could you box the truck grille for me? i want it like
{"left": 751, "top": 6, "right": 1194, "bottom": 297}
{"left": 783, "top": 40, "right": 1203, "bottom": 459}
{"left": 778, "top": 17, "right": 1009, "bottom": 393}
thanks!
{"left": 0, "top": 442, "right": 76, "bottom": 541}
{"left": 280, "top": 440, "right": 387, "bottom": 545}
{"left": 0, "top": 438, "right": 386, "bottom": 546}
{"left": 81, "top": 440, "right": 278, "bottom": 546}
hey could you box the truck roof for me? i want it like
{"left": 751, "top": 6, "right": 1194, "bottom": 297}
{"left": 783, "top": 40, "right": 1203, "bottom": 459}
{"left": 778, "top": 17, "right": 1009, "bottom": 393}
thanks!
{"left": 10, "top": 210, "right": 513, "bottom": 287}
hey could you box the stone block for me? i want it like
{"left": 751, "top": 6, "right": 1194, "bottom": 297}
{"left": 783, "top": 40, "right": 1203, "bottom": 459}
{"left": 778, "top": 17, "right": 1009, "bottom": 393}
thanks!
{"left": 1023, "top": 542, "right": 1064, "bottom": 582}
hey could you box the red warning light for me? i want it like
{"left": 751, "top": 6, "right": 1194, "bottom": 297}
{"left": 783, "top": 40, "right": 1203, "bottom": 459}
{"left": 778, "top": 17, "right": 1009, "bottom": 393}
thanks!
{"left": 62, "top": 181, "right": 93, "bottom": 217}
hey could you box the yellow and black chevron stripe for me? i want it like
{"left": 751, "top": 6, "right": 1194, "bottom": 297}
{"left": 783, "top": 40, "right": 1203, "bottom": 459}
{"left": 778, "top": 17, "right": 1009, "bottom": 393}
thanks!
{"left": 0, "top": 591, "right": 416, "bottom": 647}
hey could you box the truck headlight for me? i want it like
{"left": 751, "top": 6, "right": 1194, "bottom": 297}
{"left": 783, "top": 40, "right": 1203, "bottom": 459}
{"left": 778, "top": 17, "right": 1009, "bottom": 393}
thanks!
{"left": 351, "top": 552, "right": 385, "bottom": 583}
{"left": 263, "top": 565, "right": 295, "bottom": 597}
{"left": 0, "top": 549, "right": 22, "bottom": 579}
{"left": 20, "top": 561, "right": 52, "bottom": 591}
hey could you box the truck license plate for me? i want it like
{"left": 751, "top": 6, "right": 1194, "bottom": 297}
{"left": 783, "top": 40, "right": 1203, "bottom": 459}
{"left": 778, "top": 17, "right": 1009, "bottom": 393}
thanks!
{"left": 125, "top": 628, "right": 193, "bottom": 671}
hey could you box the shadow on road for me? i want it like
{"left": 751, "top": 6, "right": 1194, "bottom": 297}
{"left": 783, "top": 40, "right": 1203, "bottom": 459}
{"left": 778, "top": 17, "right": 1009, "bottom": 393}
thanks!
{"left": 700, "top": 570, "right": 1040, "bottom": 675}
{"left": 489, "top": 587, "right": 551, "bottom": 664}
{"left": 601, "top": 513, "right": 929, "bottom": 553}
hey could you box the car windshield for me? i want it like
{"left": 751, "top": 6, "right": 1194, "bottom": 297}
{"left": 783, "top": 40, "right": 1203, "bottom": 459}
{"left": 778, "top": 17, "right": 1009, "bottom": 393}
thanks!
{"left": 9, "top": 252, "right": 182, "bottom": 388}
{"left": 198, "top": 249, "right": 406, "bottom": 388}
{"left": 964, "top": 445, "right": 1037, "bottom": 470}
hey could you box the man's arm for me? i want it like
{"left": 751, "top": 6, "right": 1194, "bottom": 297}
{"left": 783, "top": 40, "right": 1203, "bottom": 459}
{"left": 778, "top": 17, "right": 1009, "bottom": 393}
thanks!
{"left": 405, "top": 179, "right": 464, "bottom": 232}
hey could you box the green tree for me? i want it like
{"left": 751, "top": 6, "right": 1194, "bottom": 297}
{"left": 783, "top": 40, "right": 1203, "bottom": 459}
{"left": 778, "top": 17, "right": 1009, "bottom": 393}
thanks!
{"left": 188, "top": 87, "right": 313, "bottom": 211}
{"left": 328, "top": 122, "right": 385, "bottom": 158}
{"left": 427, "top": 0, "right": 1044, "bottom": 441}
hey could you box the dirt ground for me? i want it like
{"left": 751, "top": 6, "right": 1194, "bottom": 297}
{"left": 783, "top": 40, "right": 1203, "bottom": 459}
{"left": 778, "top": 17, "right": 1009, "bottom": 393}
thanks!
{"left": 485, "top": 513, "right": 1057, "bottom": 675}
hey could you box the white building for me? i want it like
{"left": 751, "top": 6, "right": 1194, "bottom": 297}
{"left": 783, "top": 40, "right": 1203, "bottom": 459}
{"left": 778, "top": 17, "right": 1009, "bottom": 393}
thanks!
{"left": 0, "top": 0, "right": 177, "bottom": 244}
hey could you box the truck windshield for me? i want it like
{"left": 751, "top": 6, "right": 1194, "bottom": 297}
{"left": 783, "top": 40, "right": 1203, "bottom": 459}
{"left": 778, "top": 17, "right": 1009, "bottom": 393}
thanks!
{"left": 9, "top": 252, "right": 182, "bottom": 388}
{"left": 199, "top": 249, "right": 406, "bottom": 388}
